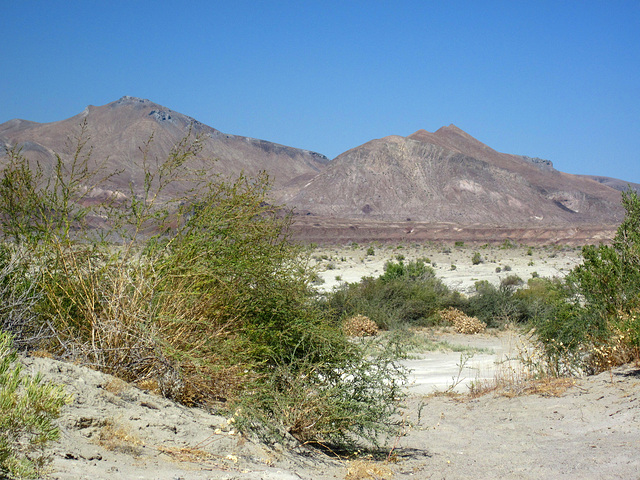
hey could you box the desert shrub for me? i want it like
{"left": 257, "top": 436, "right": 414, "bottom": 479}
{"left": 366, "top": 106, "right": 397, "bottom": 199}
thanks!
{"left": 323, "top": 260, "right": 458, "bottom": 329}
{"left": 463, "top": 281, "right": 524, "bottom": 327}
{"left": 0, "top": 332, "right": 69, "bottom": 479}
{"left": 501, "top": 274, "right": 523, "bottom": 287}
{"left": 0, "top": 129, "right": 407, "bottom": 450}
{"left": 534, "top": 189, "right": 640, "bottom": 373}
{"left": 342, "top": 314, "right": 379, "bottom": 337}
{"left": 0, "top": 244, "right": 47, "bottom": 350}
{"left": 240, "top": 333, "right": 407, "bottom": 448}
{"left": 501, "top": 239, "right": 516, "bottom": 249}
{"left": 471, "top": 252, "right": 483, "bottom": 265}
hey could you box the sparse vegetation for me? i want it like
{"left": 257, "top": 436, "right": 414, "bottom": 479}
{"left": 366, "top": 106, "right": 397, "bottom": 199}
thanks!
{"left": 3, "top": 127, "right": 640, "bottom": 470}
{"left": 323, "top": 260, "right": 460, "bottom": 330}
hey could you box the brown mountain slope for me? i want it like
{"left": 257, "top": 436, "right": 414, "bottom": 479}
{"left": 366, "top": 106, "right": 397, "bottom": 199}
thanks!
{"left": 281, "top": 126, "right": 623, "bottom": 227}
{"left": 0, "top": 96, "right": 329, "bottom": 199}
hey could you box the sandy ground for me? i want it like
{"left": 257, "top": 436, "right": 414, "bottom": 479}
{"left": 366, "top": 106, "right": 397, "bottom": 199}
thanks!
{"left": 16, "top": 245, "right": 640, "bottom": 479}
{"left": 402, "top": 329, "right": 530, "bottom": 395}
{"left": 23, "top": 342, "right": 640, "bottom": 480}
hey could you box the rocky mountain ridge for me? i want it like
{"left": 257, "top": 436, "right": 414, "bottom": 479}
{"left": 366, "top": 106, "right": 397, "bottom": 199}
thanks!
{"left": 1, "top": 97, "right": 633, "bottom": 242}
{"left": 0, "top": 96, "right": 328, "bottom": 201}
{"left": 282, "top": 125, "right": 623, "bottom": 226}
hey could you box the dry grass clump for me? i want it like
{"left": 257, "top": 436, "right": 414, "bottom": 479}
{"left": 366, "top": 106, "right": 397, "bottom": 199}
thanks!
{"left": 471, "top": 371, "right": 575, "bottom": 398}
{"left": 470, "top": 337, "right": 575, "bottom": 398}
{"left": 342, "top": 315, "right": 379, "bottom": 337}
{"left": 96, "top": 419, "right": 144, "bottom": 456}
{"left": 102, "top": 377, "right": 128, "bottom": 395}
{"left": 439, "top": 307, "right": 486, "bottom": 334}
{"left": 589, "top": 326, "right": 640, "bottom": 372}
{"left": 156, "top": 445, "right": 214, "bottom": 463}
{"left": 345, "top": 459, "right": 393, "bottom": 480}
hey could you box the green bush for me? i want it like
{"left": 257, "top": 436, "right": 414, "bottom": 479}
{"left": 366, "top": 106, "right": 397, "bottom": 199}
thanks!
{"left": 463, "top": 281, "right": 522, "bottom": 327}
{"left": 323, "top": 260, "right": 458, "bottom": 329}
{"left": 240, "top": 333, "right": 407, "bottom": 448}
{"left": 0, "top": 331, "right": 69, "bottom": 479}
{"left": 534, "top": 189, "right": 640, "bottom": 373}
{"left": 501, "top": 274, "right": 524, "bottom": 287}
{"left": 471, "top": 252, "right": 482, "bottom": 265}
{"left": 0, "top": 130, "right": 407, "bottom": 450}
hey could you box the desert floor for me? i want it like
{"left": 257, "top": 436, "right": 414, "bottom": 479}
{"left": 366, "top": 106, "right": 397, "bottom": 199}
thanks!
{"left": 310, "top": 243, "right": 582, "bottom": 294}
{"left": 20, "top": 244, "right": 640, "bottom": 479}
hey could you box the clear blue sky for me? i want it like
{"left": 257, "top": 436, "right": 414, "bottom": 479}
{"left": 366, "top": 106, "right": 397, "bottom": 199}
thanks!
{"left": 2, "top": 1, "right": 639, "bottom": 183}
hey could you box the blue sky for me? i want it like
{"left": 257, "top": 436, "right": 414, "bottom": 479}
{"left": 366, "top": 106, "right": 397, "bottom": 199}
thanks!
{"left": 2, "top": 1, "right": 639, "bottom": 183}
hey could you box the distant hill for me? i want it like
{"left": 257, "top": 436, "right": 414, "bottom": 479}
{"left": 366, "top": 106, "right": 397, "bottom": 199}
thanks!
{"left": 0, "top": 96, "right": 329, "bottom": 201}
{"left": 281, "top": 124, "right": 624, "bottom": 226}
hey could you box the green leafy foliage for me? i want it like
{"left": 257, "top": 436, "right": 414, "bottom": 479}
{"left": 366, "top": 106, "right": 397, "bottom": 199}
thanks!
{"left": 534, "top": 189, "right": 640, "bottom": 373}
{"left": 0, "top": 332, "right": 69, "bottom": 479}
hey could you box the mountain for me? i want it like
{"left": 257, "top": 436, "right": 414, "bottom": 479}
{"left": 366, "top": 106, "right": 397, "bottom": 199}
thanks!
{"left": 1, "top": 99, "right": 630, "bottom": 243}
{"left": 281, "top": 125, "right": 624, "bottom": 227}
{"left": 0, "top": 96, "right": 329, "bottom": 200}
{"left": 577, "top": 175, "right": 640, "bottom": 194}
